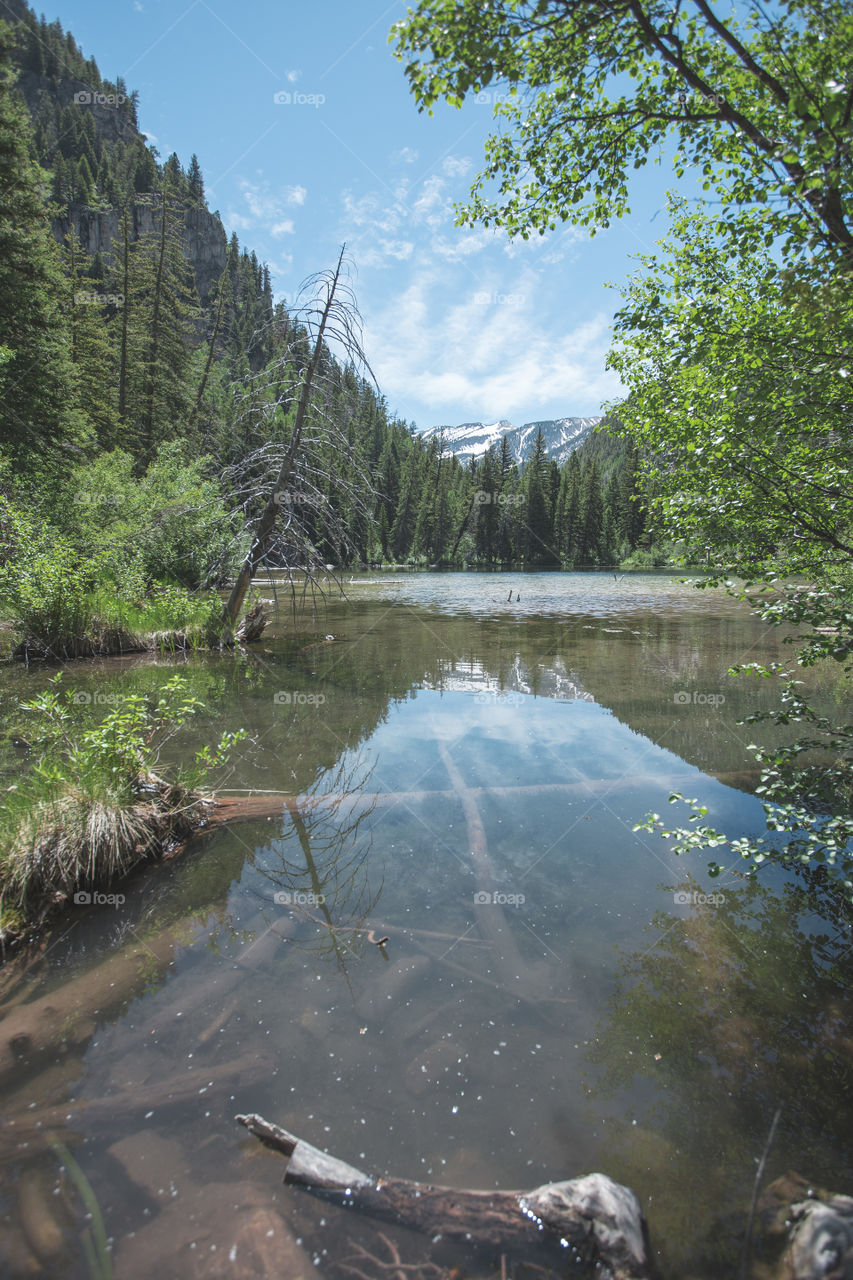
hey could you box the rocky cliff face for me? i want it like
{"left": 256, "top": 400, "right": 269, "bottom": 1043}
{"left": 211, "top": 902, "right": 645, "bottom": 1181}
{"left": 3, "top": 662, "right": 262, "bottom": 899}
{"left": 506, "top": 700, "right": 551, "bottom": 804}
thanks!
{"left": 54, "top": 201, "right": 227, "bottom": 306}
{"left": 17, "top": 70, "right": 227, "bottom": 304}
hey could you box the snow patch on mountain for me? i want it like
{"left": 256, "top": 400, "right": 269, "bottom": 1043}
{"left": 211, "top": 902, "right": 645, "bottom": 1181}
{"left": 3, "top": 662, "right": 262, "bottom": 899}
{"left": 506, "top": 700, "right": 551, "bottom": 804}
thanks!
{"left": 421, "top": 417, "right": 603, "bottom": 466}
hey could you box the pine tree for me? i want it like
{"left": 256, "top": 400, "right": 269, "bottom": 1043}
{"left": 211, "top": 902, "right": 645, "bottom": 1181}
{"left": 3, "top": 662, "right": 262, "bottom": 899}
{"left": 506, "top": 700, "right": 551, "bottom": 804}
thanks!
{"left": 521, "top": 426, "right": 555, "bottom": 563}
{"left": 187, "top": 153, "right": 204, "bottom": 202}
{"left": 135, "top": 172, "right": 200, "bottom": 462}
{"left": 577, "top": 459, "right": 604, "bottom": 565}
{"left": 0, "top": 22, "right": 80, "bottom": 460}
{"left": 64, "top": 228, "right": 121, "bottom": 448}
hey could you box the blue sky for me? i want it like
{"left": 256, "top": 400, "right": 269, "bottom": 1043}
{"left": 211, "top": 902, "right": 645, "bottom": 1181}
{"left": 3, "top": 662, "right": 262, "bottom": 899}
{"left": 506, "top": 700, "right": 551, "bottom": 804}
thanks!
{"left": 49, "top": 0, "right": 680, "bottom": 430}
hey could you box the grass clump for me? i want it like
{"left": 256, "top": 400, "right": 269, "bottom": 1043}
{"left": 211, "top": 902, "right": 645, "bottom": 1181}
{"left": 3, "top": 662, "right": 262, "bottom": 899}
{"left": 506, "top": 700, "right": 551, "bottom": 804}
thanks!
{"left": 0, "top": 673, "right": 245, "bottom": 942}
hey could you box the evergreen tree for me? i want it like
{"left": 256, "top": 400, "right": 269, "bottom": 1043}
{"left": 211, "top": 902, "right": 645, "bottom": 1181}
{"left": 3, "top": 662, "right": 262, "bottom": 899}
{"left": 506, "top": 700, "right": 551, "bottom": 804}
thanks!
{"left": 577, "top": 459, "right": 604, "bottom": 565}
{"left": 187, "top": 153, "right": 204, "bottom": 202}
{"left": 0, "top": 22, "right": 80, "bottom": 459}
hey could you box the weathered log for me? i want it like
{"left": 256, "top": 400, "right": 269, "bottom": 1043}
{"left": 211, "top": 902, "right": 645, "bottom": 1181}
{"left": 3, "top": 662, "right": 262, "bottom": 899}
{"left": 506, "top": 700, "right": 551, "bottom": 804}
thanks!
{"left": 0, "top": 920, "right": 184, "bottom": 1090}
{"left": 1, "top": 1052, "right": 271, "bottom": 1163}
{"left": 236, "top": 1113, "right": 650, "bottom": 1280}
{"left": 758, "top": 1173, "right": 853, "bottom": 1279}
{"left": 235, "top": 601, "right": 268, "bottom": 643}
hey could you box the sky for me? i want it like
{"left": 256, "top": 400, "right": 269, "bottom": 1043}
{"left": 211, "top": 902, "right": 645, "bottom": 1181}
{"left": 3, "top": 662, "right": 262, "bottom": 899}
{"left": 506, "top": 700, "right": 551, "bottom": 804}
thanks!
{"left": 43, "top": 0, "right": 683, "bottom": 431}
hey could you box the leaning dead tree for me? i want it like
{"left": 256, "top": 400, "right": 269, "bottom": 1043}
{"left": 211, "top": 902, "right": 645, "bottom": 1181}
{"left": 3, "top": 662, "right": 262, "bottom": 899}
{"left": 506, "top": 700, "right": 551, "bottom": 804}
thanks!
{"left": 236, "top": 1114, "right": 650, "bottom": 1279}
{"left": 220, "top": 245, "right": 378, "bottom": 643}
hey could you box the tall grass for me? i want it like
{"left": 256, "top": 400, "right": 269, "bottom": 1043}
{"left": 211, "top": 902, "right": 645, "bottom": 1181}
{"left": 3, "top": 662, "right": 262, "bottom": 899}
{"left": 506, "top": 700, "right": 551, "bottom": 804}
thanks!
{"left": 0, "top": 675, "right": 246, "bottom": 940}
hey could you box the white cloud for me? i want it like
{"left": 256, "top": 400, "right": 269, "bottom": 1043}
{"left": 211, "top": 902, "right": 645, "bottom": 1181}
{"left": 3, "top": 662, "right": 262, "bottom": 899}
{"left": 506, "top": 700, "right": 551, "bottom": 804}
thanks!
{"left": 442, "top": 156, "right": 472, "bottom": 178}
{"left": 228, "top": 177, "right": 305, "bottom": 233}
{"left": 225, "top": 211, "right": 254, "bottom": 231}
{"left": 363, "top": 266, "right": 621, "bottom": 424}
{"left": 393, "top": 146, "right": 419, "bottom": 165}
{"left": 411, "top": 175, "right": 450, "bottom": 228}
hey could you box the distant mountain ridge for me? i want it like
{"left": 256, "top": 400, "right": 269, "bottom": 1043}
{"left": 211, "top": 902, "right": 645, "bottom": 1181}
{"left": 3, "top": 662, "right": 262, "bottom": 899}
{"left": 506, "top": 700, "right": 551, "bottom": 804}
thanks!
{"left": 421, "top": 417, "right": 603, "bottom": 465}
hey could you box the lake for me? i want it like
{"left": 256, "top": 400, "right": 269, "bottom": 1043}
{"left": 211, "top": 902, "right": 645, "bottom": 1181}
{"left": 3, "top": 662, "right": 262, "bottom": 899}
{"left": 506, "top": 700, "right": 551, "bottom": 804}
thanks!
{"left": 1, "top": 570, "right": 851, "bottom": 1279}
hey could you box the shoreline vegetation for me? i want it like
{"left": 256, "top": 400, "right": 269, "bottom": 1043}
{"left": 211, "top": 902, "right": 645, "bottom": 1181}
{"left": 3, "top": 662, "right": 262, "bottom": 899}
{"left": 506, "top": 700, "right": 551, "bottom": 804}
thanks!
{"left": 0, "top": 672, "right": 247, "bottom": 953}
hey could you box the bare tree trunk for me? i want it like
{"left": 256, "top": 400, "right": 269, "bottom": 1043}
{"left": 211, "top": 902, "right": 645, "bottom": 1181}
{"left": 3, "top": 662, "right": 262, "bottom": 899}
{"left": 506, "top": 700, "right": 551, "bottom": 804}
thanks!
{"left": 221, "top": 244, "right": 346, "bottom": 640}
{"left": 118, "top": 205, "right": 130, "bottom": 421}
{"left": 142, "top": 175, "right": 169, "bottom": 461}
{"left": 191, "top": 251, "right": 230, "bottom": 428}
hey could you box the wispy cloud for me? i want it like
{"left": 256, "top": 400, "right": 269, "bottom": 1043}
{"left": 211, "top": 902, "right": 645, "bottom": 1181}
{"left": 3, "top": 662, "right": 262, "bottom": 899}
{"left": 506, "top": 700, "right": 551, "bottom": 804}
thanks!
{"left": 364, "top": 266, "right": 621, "bottom": 424}
{"left": 226, "top": 176, "right": 306, "bottom": 233}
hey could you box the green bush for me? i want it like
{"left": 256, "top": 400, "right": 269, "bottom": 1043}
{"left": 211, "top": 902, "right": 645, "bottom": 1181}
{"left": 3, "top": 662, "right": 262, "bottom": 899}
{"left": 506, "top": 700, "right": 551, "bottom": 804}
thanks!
{"left": 0, "top": 673, "right": 246, "bottom": 930}
{"left": 53, "top": 443, "right": 241, "bottom": 588}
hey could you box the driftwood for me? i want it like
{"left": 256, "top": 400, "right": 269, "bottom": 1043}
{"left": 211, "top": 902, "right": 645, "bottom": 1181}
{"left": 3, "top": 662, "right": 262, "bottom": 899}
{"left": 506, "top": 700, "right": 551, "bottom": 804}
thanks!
{"left": 0, "top": 918, "right": 185, "bottom": 1090}
{"left": 236, "top": 1114, "right": 650, "bottom": 1280}
{"left": 757, "top": 1173, "right": 853, "bottom": 1279}
{"left": 1, "top": 1052, "right": 271, "bottom": 1163}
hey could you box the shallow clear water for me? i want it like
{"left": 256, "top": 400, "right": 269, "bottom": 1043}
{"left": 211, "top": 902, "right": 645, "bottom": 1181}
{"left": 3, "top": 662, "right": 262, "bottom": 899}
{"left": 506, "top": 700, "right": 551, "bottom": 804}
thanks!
{"left": 1, "top": 571, "right": 851, "bottom": 1279}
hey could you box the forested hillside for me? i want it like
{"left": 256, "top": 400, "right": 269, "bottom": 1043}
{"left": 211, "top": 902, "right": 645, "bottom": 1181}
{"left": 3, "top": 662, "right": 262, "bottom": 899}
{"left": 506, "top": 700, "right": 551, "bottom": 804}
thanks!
{"left": 0, "top": 0, "right": 653, "bottom": 592}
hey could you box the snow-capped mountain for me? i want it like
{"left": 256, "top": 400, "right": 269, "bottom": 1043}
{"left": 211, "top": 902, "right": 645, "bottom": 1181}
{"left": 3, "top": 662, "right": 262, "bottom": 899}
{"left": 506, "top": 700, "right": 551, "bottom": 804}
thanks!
{"left": 421, "top": 417, "right": 602, "bottom": 466}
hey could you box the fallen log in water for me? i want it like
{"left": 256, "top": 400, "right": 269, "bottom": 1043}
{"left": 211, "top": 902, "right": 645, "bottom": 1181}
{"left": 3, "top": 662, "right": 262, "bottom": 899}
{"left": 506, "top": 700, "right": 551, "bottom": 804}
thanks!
{"left": 236, "top": 1113, "right": 650, "bottom": 1280}
{"left": 209, "top": 769, "right": 761, "bottom": 825}
{"left": 757, "top": 1172, "right": 853, "bottom": 1279}
{"left": 0, "top": 920, "right": 187, "bottom": 1091}
{"left": 0, "top": 1052, "right": 271, "bottom": 1163}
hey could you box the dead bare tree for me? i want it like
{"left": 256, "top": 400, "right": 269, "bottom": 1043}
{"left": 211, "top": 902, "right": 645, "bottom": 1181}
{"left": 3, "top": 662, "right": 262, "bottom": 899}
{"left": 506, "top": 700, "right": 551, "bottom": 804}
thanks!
{"left": 220, "top": 245, "right": 379, "bottom": 643}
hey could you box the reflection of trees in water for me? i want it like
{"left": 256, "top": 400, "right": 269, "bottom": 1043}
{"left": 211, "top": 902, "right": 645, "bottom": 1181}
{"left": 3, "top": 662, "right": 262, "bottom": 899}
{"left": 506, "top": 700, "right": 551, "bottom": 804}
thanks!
{"left": 582, "top": 869, "right": 853, "bottom": 1272}
{"left": 251, "top": 754, "right": 381, "bottom": 980}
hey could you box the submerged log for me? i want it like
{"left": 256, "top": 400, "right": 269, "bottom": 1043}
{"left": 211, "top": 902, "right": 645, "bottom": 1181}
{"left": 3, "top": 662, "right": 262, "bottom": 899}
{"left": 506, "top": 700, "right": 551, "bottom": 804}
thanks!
{"left": 0, "top": 920, "right": 184, "bottom": 1090}
{"left": 1, "top": 1053, "right": 271, "bottom": 1163}
{"left": 236, "top": 1113, "right": 650, "bottom": 1280}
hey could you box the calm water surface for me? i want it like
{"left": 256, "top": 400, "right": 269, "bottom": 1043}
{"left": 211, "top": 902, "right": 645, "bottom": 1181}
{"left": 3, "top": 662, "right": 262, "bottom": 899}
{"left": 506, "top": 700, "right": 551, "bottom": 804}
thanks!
{"left": 0, "top": 571, "right": 850, "bottom": 1279}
